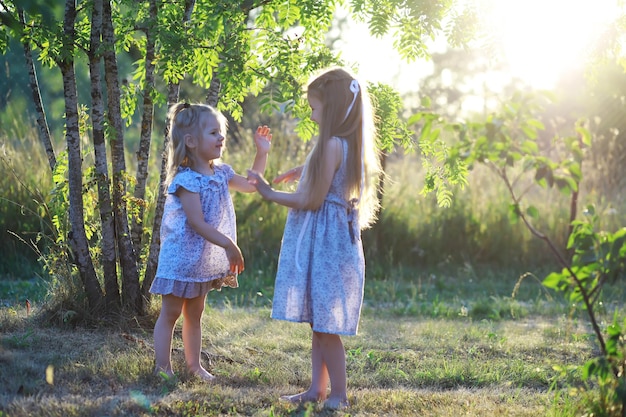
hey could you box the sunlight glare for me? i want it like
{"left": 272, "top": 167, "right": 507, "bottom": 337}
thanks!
{"left": 484, "top": 0, "right": 621, "bottom": 89}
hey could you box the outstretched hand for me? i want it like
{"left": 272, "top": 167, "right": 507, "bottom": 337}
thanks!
{"left": 254, "top": 125, "right": 272, "bottom": 155}
{"left": 247, "top": 169, "right": 273, "bottom": 200}
{"left": 273, "top": 165, "right": 303, "bottom": 184}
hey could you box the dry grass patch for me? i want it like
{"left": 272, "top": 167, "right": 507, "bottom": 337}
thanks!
{"left": 0, "top": 304, "right": 591, "bottom": 416}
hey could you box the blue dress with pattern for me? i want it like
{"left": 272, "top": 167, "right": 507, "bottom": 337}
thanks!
{"left": 150, "top": 165, "right": 239, "bottom": 298}
{"left": 271, "top": 138, "right": 365, "bottom": 335}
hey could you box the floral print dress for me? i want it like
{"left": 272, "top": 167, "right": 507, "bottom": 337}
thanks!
{"left": 150, "top": 165, "right": 238, "bottom": 298}
{"left": 271, "top": 138, "right": 365, "bottom": 335}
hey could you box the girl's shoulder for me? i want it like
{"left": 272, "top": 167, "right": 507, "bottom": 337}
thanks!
{"left": 329, "top": 136, "right": 348, "bottom": 151}
{"left": 167, "top": 166, "right": 201, "bottom": 194}
{"left": 213, "top": 162, "right": 235, "bottom": 179}
{"left": 327, "top": 136, "right": 346, "bottom": 156}
{"left": 167, "top": 165, "right": 234, "bottom": 194}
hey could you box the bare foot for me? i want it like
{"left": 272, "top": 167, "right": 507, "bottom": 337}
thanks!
{"left": 192, "top": 367, "right": 216, "bottom": 382}
{"left": 323, "top": 397, "right": 350, "bottom": 410}
{"left": 279, "top": 391, "right": 323, "bottom": 404}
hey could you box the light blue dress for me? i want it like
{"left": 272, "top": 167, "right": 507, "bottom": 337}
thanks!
{"left": 150, "top": 165, "right": 239, "bottom": 298}
{"left": 271, "top": 138, "right": 365, "bottom": 335}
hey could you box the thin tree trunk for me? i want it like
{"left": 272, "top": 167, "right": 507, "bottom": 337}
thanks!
{"left": 206, "top": 73, "right": 221, "bottom": 107}
{"left": 103, "top": 0, "right": 141, "bottom": 313}
{"left": 61, "top": 0, "right": 103, "bottom": 311}
{"left": 142, "top": 0, "right": 196, "bottom": 299}
{"left": 89, "top": 0, "right": 119, "bottom": 311}
{"left": 141, "top": 85, "right": 180, "bottom": 298}
{"left": 131, "top": 0, "right": 158, "bottom": 254}
{"left": 566, "top": 134, "right": 583, "bottom": 262}
{"left": 18, "top": 8, "right": 56, "bottom": 171}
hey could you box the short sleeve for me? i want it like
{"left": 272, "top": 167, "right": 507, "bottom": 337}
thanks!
{"left": 168, "top": 167, "right": 200, "bottom": 195}
{"left": 214, "top": 163, "right": 235, "bottom": 182}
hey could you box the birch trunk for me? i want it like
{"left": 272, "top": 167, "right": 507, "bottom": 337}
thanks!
{"left": 61, "top": 0, "right": 103, "bottom": 310}
{"left": 103, "top": 0, "right": 142, "bottom": 313}
{"left": 205, "top": 74, "right": 221, "bottom": 107}
{"left": 89, "top": 0, "right": 120, "bottom": 310}
{"left": 18, "top": 8, "right": 56, "bottom": 172}
{"left": 141, "top": 0, "right": 196, "bottom": 297}
{"left": 131, "top": 0, "right": 157, "bottom": 254}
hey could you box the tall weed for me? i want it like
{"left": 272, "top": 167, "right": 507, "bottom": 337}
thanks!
{"left": 0, "top": 113, "right": 52, "bottom": 279}
{"left": 369, "top": 154, "right": 569, "bottom": 269}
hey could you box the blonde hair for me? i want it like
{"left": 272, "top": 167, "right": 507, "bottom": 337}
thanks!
{"left": 300, "top": 67, "right": 382, "bottom": 229}
{"left": 164, "top": 102, "right": 228, "bottom": 186}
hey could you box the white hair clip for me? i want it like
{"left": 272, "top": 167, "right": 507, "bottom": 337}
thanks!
{"left": 344, "top": 79, "right": 360, "bottom": 121}
{"left": 342, "top": 79, "right": 366, "bottom": 218}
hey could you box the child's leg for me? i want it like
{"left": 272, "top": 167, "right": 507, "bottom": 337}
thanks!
{"left": 181, "top": 294, "right": 214, "bottom": 381}
{"left": 154, "top": 294, "right": 184, "bottom": 376}
{"left": 314, "top": 331, "right": 349, "bottom": 409}
{"left": 281, "top": 331, "right": 329, "bottom": 403}
{"left": 310, "top": 331, "right": 330, "bottom": 398}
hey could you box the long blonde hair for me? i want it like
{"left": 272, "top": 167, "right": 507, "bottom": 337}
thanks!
{"left": 164, "top": 102, "right": 228, "bottom": 186}
{"left": 299, "top": 67, "right": 382, "bottom": 229}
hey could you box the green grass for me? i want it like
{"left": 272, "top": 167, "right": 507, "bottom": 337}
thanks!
{"left": 1, "top": 265, "right": 620, "bottom": 416}
{"left": 0, "top": 278, "right": 48, "bottom": 309}
{"left": 0, "top": 304, "right": 592, "bottom": 416}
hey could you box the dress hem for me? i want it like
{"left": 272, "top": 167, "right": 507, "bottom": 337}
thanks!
{"left": 270, "top": 314, "right": 358, "bottom": 336}
{"left": 150, "top": 275, "right": 238, "bottom": 299}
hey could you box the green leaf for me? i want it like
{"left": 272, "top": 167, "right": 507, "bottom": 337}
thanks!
{"left": 543, "top": 270, "right": 565, "bottom": 290}
{"left": 520, "top": 140, "right": 539, "bottom": 154}
{"left": 554, "top": 176, "right": 577, "bottom": 194}
{"left": 576, "top": 124, "right": 592, "bottom": 147}
{"left": 507, "top": 203, "right": 520, "bottom": 224}
{"left": 526, "top": 118, "right": 545, "bottom": 129}
{"left": 521, "top": 125, "right": 537, "bottom": 139}
{"left": 525, "top": 205, "right": 539, "bottom": 219}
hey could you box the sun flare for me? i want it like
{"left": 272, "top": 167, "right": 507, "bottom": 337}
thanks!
{"left": 482, "top": 0, "right": 622, "bottom": 89}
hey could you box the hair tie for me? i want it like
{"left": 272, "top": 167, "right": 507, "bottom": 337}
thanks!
{"left": 342, "top": 79, "right": 365, "bottom": 207}
{"left": 344, "top": 80, "right": 360, "bottom": 121}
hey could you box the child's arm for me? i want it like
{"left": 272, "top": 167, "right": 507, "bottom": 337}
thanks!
{"left": 230, "top": 125, "right": 272, "bottom": 193}
{"left": 178, "top": 188, "right": 244, "bottom": 274}
{"left": 247, "top": 137, "right": 342, "bottom": 210}
{"left": 273, "top": 165, "right": 303, "bottom": 184}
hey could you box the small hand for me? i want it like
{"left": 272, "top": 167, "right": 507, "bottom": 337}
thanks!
{"left": 254, "top": 125, "right": 272, "bottom": 155}
{"left": 273, "top": 165, "right": 303, "bottom": 184}
{"left": 247, "top": 169, "right": 273, "bottom": 199}
{"left": 224, "top": 241, "right": 245, "bottom": 274}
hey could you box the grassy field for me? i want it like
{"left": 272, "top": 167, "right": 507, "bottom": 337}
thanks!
{"left": 1, "top": 265, "right": 618, "bottom": 417}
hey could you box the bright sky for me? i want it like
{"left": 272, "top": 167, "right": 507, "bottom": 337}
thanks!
{"left": 484, "top": 0, "right": 621, "bottom": 89}
{"left": 334, "top": 12, "right": 434, "bottom": 93}
{"left": 336, "top": 0, "right": 622, "bottom": 92}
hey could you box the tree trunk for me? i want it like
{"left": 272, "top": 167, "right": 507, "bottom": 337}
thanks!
{"left": 141, "top": 85, "right": 180, "bottom": 298}
{"left": 131, "top": 0, "right": 158, "bottom": 254}
{"left": 206, "top": 73, "right": 221, "bottom": 107}
{"left": 141, "top": 0, "right": 196, "bottom": 299}
{"left": 89, "top": 0, "right": 120, "bottom": 311}
{"left": 18, "top": 8, "right": 56, "bottom": 172}
{"left": 103, "top": 0, "right": 142, "bottom": 314}
{"left": 61, "top": 0, "right": 103, "bottom": 311}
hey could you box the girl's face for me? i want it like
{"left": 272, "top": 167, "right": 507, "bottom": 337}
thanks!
{"left": 193, "top": 113, "right": 225, "bottom": 163}
{"left": 308, "top": 95, "right": 323, "bottom": 125}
